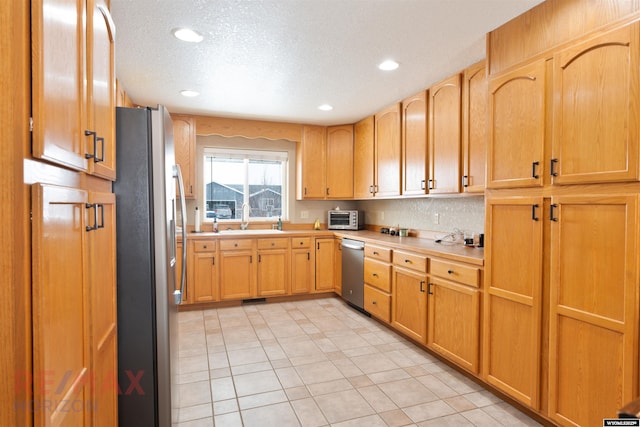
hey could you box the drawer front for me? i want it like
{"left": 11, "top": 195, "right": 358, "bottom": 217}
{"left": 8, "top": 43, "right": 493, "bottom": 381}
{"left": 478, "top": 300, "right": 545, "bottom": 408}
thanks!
{"left": 364, "top": 244, "right": 392, "bottom": 262}
{"left": 291, "top": 237, "right": 311, "bottom": 248}
{"left": 219, "top": 239, "right": 253, "bottom": 251}
{"left": 393, "top": 249, "right": 428, "bottom": 273}
{"left": 257, "top": 238, "right": 289, "bottom": 250}
{"left": 364, "top": 258, "right": 391, "bottom": 292}
{"left": 430, "top": 258, "right": 479, "bottom": 288}
{"left": 193, "top": 240, "right": 217, "bottom": 252}
{"left": 364, "top": 285, "right": 391, "bottom": 323}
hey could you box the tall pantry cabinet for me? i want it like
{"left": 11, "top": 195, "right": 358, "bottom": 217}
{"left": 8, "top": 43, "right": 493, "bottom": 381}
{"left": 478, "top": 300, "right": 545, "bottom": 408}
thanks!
{"left": 25, "top": 0, "right": 119, "bottom": 425}
{"left": 485, "top": 4, "right": 640, "bottom": 426}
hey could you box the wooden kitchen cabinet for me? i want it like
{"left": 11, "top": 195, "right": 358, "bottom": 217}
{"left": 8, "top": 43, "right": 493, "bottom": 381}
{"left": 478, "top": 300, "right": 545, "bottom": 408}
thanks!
{"left": 326, "top": 126, "right": 354, "bottom": 199}
{"left": 190, "top": 241, "right": 219, "bottom": 303}
{"left": 219, "top": 239, "right": 256, "bottom": 300}
{"left": 291, "top": 237, "right": 314, "bottom": 294}
{"left": 462, "top": 60, "right": 488, "bottom": 193}
{"left": 483, "top": 196, "right": 543, "bottom": 408}
{"left": 374, "top": 103, "right": 402, "bottom": 197}
{"left": 314, "top": 238, "right": 335, "bottom": 292}
{"left": 172, "top": 114, "right": 196, "bottom": 198}
{"left": 551, "top": 23, "right": 640, "bottom": 185}
{"left": 547, "top": 193, "right": 638, "bottom": 427}
{"left": 297, "top": 125, "right": 354, "bottom": 200}
{"left": 487, "top": 59, "right": 546, "bottom": 189}
{"left": 427, "top": 258, "right": 481, "bottom": 374}
{"left": 32, "top": 184, "right": 118, "bottom": 426}
{"left": 334, "top": 237, "right": 343, "bottom": 295}
{"left": 353, "top": 116, "right": 375, "bottom": 199}
{"left": 257, "top": 238, "right": 290, "bottom": 297}
{"left": 364, "top": 244, "right": 393, "bottom": 323}
{"left": 392, "top": 249, "right": 428, "bottom": 344}
{"left": 32, "top": 0, "right": 116, "bottom": 179}
{"left": 402, "top": 91, "right": 428, "bottom": 195}
{"left": 428, "top": 74, "right": 462, "bottom": 194}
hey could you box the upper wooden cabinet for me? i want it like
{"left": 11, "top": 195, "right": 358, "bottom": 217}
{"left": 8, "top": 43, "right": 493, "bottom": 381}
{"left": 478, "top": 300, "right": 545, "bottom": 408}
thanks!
{"left": 297, "top": 125, "right": 353, "bottom": 200}
{"left": 172, "top": 114, "right": 196, "bottom": 199}
{"left": 402, "top": 91, "right": 428, "bottom": 196}
{"left": 32, "top": 0, "right": 116, "bottom": 180}
{"left": 353, "top": 116, "right": 375, "bottom": 199}
{"left": 326, "top": 125, "right": 354, "bottom": 199}
{"left": 428, "top": 74, "right": 462, "bottom": 194}
{"left": 462, "top": 61, "right": 489, "bottom": 193}
{"left": 375, "top": 103, "right": 402, "bottom": 197}
{"left": 551, "top": 23, "right": 640, "bottom": 185}
{"left": 487, "top": 59, "right": 547, "bottom": 189}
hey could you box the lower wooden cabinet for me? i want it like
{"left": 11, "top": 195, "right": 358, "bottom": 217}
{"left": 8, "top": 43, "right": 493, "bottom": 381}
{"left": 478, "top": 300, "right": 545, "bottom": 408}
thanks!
{"left": 219, "top": 239, "right": 256, "bottom": 300}
{"left": 191, "top": 241, "right": 218, "bottom": 303}
{"left": 315, "top": 238, "right": 335, "bottom": 292}
{"left": 334, "top": 237, "right": 343, "bottom": 295}
{"left": 257, "top": 238, "right": 290, "bottom": 297}
{"left": 291, "top": 237, "right": 314, "bottom": 294}
{"left": 391, "top": 250, "right": 428, "bottom": 344}
{"left": 364, "top": 284, "right": 391, "bottom": 323}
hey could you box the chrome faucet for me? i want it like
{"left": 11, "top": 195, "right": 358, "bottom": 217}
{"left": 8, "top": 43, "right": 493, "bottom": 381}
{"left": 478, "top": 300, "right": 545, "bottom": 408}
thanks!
{"left": 240, "top": 202, "right": 250, "bottom": 230}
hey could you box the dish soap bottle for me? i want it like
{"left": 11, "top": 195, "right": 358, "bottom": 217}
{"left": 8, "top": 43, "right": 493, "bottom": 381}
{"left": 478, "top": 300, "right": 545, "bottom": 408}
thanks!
{"left": 277, "top": 216, "right": 283, "bottom": 231}
{"left": 314, "top": 218, "right": 321, "bottom": 230}
{"left": 213, "top": 216, "right": 218, "bottom": 233}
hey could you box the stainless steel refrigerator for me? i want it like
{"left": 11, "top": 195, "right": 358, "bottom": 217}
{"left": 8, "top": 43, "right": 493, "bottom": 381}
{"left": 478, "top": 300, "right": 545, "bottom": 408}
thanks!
{"left": 114, "top": 105, "right": 187, "bottom": 426}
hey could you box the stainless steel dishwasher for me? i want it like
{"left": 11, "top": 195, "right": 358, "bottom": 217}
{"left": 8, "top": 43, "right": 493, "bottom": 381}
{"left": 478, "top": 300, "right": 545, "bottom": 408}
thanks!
{"left": 341, "top": 238, "right": 366, "bottom": 312}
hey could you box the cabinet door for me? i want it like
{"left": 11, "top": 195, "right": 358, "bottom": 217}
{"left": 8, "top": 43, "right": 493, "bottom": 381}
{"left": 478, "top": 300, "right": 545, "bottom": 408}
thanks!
{"left": 326, "top": 125, "right": 354, "bottom": 199}
{"left": 291, "top": 249, "right": 314, "bottom": 294}
{"left": 488, "top": 59, "right": 546, "bottom": 188}
{"left": 548, "top": 194, "right": 638, "bottom": 427}
{"left": 392, "top": 267, "right": 428, "bottom": 344}
{"left": 315, "top": 238, "right": 335, "bottom": 292}
{"left": 428, "top": 278, "right": 480, "bottom": 374}
{"left": 193, "top": 252, "right": 218, "bottom": 302}
{"left": 375, "top": 103, "right": 402, "bottom": 197}
{"left": 354, "top": 116, "right": 375, "bottom": 199}
{"left": 32, "top": 0, "right": 88, "bottom": 172}
{"left": 428, "top": 74, "right": 461, "bottom": 194}
{"left": 220, "top": 250, "right": 255, "bottom": 300}
{"left": 258, "top": 250, "right": 289, "bottom": 296}
{"left": 334, "top": 238, "right": 343, "bottom": 295}
{"left": 483, "top": 196, "right": 543, "bottom": 408}
{"left": 87, "top": 0, "right": 116, "bottom": 180}
{"left": 552, "top": 23, "right": 640, "bottom": 185}
{"left": 32, "top": 184, "right": 91, "bottom": 426}
{"left": 402, "top": 91, "right": 428, "bottom": 195}
{"left": 299, "top": 125, "right": 326, "bottom": 199}
{"left": 462, "top": 61, "right": 488, "bottom": 193}
{"left": 87, "top": 191, "right": 117, "bottom": 426}
{"left": 172, "top": 115, "right": 196, "bottom": 198}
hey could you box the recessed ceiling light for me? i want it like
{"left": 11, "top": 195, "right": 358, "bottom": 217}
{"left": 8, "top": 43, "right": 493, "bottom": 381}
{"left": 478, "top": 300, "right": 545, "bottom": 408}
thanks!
{"left": 318, "top": 104, "right": 333, "bottom": 111}
{"left": 172, "top": 28, "right": 203, "bottom": 43}
{"left": 378, "top": 60, "right": 399, "bottom": 71}
{"left": 180, "top": 90, "right": 200, "bottom": 97}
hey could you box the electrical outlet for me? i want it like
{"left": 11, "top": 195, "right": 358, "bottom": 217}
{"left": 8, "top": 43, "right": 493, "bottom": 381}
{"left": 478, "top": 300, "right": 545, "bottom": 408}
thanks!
{"left": 300, "top": 210, "right": 309, "bottom": 219}
{"left": 434, "top": 213, "right": 440, "bottom": 224}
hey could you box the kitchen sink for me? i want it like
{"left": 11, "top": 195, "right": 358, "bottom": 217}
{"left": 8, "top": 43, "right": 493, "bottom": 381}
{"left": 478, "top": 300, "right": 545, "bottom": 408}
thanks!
{"left": 218, "top": 229, "right": 284, "bottom": 234}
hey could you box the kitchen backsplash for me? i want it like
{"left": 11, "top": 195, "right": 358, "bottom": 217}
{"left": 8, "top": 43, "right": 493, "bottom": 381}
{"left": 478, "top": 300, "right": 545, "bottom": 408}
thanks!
{"left": 356, "top": 196, "right": 485, "bottom": 236}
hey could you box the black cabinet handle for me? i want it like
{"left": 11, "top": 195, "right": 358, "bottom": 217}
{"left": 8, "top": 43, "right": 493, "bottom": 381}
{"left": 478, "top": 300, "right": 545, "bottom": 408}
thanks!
{"left": 531, "top": 161, "right": 539, "bottom": 179}
{"left": 421, "top": 180, "right": 426, "bottom": 190}
{"left": 372, "top": 300, "right": 377, "bottom": 305}
{"left": 85, "top": 130, "right": 97, "bottom": 160}
{"left": 317, "top": 242, "right": 320, "bottom": 250}
{"left": 462, "top": 175, "right": 469, "bottom": 187}
{"left": 307, "top": 252, "right": 310, "bottom": 261}
{"left": 550, "top": 158, "right": 559, "bottom": 177}
{"left": 550, "top": 203, "right": 559, "bottom": 222}
{"left": 95, "top": 136, "right": 104, "bottom": 163}
{"left": 258, "top": 254, "right": 261, "bottom": 262}
{"left": 419, "top": 281, "right": 425, "bottom": 293}
{"left": 428, "top": 282, "right": 434, "bottom": 295}
{"left": 404, "top": 259, "right": 411, "bottom": 263}
{"left": 250, "top": 255, "right": 253, "bottom": 263}
{"left": 532, "top": 204, "right": 539, "bottom": 221}
{"left": 373, "top": 251, "right": 379, "bottom": 255}
{"left": 372, "top": 273, "right": 378, "bottom": 277}
{"left": 428, "top": 179, "right": 434, "bottom": 190}
{"left": 212, "top": 256, "right": 215, "bottom": 266}
{"left": 85, "top": 203, "right": 99, "bottom": 231}
{"left": 447, "top": 269, "right": 454, "bottom": 274}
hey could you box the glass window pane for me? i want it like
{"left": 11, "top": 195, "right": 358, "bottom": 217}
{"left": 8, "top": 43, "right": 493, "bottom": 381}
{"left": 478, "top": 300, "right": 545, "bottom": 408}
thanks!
{"left": 248, "top": 159, "right": 283, "bottom": 219}
{"left": 204, "top": 157, "right": 244, "bottom": 220}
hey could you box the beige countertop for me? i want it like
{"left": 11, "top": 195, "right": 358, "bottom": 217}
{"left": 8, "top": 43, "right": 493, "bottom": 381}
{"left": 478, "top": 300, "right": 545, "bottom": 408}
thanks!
{"left": 183, "top": 228, "right": 483, "bottom": 267}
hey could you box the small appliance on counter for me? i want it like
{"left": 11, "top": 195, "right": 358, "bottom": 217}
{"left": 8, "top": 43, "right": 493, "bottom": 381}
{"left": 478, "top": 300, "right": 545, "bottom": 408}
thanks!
{"left": 328, "top": 209, "right": 364, "bottom": 230}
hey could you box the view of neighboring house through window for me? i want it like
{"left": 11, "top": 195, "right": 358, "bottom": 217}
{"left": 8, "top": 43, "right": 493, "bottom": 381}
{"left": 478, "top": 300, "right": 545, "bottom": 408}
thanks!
{"left": 203, "top": 148, "right": 288, "bottom": 221}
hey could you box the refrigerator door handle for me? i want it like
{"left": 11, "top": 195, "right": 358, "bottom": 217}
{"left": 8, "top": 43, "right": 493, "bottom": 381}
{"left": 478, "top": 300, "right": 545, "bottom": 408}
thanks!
{"left": 173, "top": 164, "right": 187, "bottom": 305}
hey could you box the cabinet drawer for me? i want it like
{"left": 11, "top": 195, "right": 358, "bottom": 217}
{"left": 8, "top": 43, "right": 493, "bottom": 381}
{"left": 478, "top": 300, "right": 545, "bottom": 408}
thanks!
{"left": 257, "top": 238, "right": 289, "bottom": 250}
{"left": 364, "top": 244, "right": 392, "bottom": 262}
{"left": 430, "top": 258, "right": 479, "bottom": 288}
{"left": 291, "top": 237, "right": 311, "bottom": 248}
{"left": 193, "top": 240, "right": 217, "bottom": 252}
{"left": 393, "top": 249, "right": 427, "bottom": 273}
{"left": 364, "top": 258, "right": 391, "bottom": 292}
{"left": 364, "top": 285, "right": 391, "bottom": 323}
{"left": 219, "top": 239, "right": 253, "bottom": 251}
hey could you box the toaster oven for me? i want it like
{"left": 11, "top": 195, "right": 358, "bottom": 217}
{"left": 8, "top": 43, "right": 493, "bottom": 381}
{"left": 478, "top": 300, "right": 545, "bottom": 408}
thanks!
{"left": 327, "top": 210, "right": 364, "bottom": 230}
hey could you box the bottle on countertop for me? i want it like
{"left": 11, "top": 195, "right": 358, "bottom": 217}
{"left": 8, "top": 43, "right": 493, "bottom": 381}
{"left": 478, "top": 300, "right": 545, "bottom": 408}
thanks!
{"left": 213, "top": 216, "right": 218, "bottom": 233}
{"left": 313, "top": 218, "right": 321, "bottom": 230}
{"left": 277, "top": 216, "right": 283, "bottom": 231}
{"left": 194, "top": 206, "right": 200, "bottom": 232}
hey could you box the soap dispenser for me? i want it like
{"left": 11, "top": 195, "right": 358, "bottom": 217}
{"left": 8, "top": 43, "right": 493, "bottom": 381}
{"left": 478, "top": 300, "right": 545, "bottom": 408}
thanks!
{"left": 277, "top": 216, "right": 283, "bottom": 231}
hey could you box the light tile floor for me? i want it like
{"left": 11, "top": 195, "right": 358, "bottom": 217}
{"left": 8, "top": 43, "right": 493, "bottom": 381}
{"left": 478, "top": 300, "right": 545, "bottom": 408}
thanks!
{"left": 174, "top": 297, "right": 543, "bottom": 427}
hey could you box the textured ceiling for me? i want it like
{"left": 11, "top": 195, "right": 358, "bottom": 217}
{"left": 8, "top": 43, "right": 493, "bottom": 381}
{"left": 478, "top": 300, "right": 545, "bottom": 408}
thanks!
{"left": 111, "top": 0, "right": 544, "bottom": 126}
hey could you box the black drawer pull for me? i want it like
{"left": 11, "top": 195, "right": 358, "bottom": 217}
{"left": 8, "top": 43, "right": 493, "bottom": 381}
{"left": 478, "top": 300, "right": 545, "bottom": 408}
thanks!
{"left": 447, "top": 269, "right": 453, "bottom": 274}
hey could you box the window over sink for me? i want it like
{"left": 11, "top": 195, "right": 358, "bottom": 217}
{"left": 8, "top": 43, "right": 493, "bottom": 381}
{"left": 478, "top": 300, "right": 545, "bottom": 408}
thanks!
{"left": 203, "top": 148, "right": 289, "bottom": 222}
